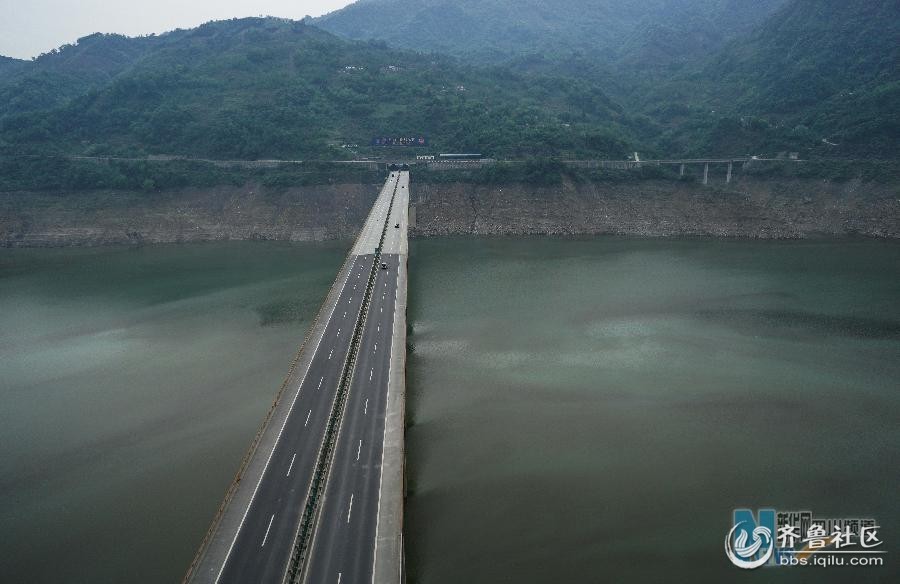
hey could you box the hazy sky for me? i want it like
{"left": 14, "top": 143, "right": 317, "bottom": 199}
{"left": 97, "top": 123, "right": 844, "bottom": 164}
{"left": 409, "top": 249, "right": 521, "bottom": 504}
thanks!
{"left": 0, "top": 0, "right": 355, "bottom": 59}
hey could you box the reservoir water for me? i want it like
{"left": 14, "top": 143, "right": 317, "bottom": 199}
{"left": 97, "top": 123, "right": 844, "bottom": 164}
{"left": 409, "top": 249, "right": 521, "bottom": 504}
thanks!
{"left": 0, "top": 242, "right": 346, "bottom": 583}
{"left": 405, "top": 237, "right": 900, "bottom": 583}
{"left": 1, "top": 237, "right": 898, "bottom": 582}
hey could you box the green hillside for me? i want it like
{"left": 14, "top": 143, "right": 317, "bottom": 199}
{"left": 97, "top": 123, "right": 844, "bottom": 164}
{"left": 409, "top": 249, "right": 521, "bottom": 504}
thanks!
{"left": 0, "top": 18, "right": 635, "bottom": 161}
{"left": 320, "top": 0, "right": 900, "bottom": 158}
{"left": 1, "top": 0, "right": 897, "bottom": 170}
{"left": 0, "top": 56, "right": 26, "bottom": 75}
{"left": 703, "top": 0, "right": 899, "bottom": 156}
{"left": 316, "top": 0, "right": 788, "bottom": 71}
{"left": 0, "top": 34, "right": 162, "bottom": 117}
{"left": 639, "top": 0, "right": 900, "bottom": 157}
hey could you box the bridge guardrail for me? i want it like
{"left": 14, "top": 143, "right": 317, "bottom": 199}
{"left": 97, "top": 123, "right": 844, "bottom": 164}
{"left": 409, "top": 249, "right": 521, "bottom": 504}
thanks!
{"left": 283, "top": 176, "right": 401, "bottom": 584}
{"left": 182, "top": 177, "right": 394, "bottom": 584}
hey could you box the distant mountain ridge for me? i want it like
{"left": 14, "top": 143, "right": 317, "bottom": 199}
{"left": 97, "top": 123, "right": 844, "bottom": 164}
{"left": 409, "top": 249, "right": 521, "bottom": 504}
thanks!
{"left": 0, "top": 33, "right": 165, "bottom": 117}
{"left": 316, "top": 0, "right": 790, "bottom": 70}
{"left": 0, "top": 55, "right": 26, "bottom": 72}
{"left": 648, "top": 0, "right": 900, "bottom": 157}
{"left": 0, "top": 0, "right": 897, "bottom": 163}
{"left": 319, "top": 0, "right": 900, "bottom": 157}
{"left": 0, "top": 18, "right": 633, "bottom": 161}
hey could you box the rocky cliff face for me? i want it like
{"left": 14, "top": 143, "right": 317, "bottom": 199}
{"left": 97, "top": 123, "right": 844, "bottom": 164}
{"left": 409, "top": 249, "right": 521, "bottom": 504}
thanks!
{"left": 2, "top": 177, "right": 897, "bottom": 247}
{"left": 1, "top": 183, "right": 378, "bottom": 247}
{"left": 410, "top": 177, "right": 900, "bottom": 239}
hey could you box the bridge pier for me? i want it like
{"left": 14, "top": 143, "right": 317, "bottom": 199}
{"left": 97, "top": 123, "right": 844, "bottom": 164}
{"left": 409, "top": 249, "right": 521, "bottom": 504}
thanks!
{"left": 703, "top": 163, "right": 709, "bottom": 185}
{"left": 679, "top": 163, "right": 685, "bottom": 177}
{"left": 726, "top": 161, "right": 733, "bottom": 184}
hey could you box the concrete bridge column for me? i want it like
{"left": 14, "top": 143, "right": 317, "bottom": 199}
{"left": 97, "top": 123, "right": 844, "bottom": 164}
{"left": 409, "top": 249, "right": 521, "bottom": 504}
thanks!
{"left": 726, "top": 161, "right": 733, "bottom": 184}
{"left": 679, "top": 163, "right": 685, "bottom": 177}
{"left": 703, "top": 163, "right": 709, "bottom": 185}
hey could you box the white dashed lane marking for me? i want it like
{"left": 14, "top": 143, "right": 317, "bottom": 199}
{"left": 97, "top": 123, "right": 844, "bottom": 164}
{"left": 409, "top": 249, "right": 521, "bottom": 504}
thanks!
{"left": 261, "top": 514, "right": 275, "bottom": 547}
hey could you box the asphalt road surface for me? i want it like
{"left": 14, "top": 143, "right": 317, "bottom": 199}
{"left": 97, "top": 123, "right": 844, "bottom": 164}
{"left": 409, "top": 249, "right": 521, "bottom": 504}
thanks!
{"left": 302, "top": 171, "right": 409, "bottom": 584}
{"left": 211, "top": 173, "right": 400, "bottom": 584}
{"left": 301, "top": 253, "right": 401, "bottom": 584}
{"left": 215, "top": 256, "right": 370, "bottom": 584}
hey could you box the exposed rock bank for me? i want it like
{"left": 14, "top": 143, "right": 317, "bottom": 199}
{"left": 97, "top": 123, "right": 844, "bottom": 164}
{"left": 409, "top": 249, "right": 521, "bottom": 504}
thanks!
{"left": 2, "top": 177, "right": 898, "bottom": 247}
{"left": 410, "top": 178, "right": 900, "bottom": 239}
{"left": 1, "top": 184, "right": 378, "bottom": 247}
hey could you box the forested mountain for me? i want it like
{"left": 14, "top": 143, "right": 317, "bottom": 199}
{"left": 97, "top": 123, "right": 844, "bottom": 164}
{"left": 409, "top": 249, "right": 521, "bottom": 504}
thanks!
{"left": 0, "top": 18, "right": 634, "bottom": 161}
{"left": 641, "top": 0, "right": 900, "bottom": 157}
{"left": 1, "top": 0, "right": 897, "bottom": 164}
{"left": 0, "top": 34, "right": 163, "bottom": 117}
{"left": 316, "top": 0, "right": 789, "bottom": 71}
{"left": 701, "top": 0, "right": 899, "bottom": 156}
{"left": 320, "top": 0, "right": 900, "bottom": 158}
{"left": 0, "top": 56, "right": 26, "bottom": 75}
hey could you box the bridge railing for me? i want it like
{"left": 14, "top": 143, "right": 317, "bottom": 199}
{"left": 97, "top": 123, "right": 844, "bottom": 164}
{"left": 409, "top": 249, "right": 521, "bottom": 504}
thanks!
{"left": 283, "top": 175, "right": 401, "bottom": 584}
{"left": 182, "top": 174, "right": 397, "bottom": 584}
{"left": 181, "top": 245, "right": 360, "bottom": 584}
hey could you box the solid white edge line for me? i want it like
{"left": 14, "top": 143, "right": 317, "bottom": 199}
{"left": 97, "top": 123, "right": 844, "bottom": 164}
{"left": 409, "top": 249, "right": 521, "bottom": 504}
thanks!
{"left": 351, "top": 174, "right": 398, "bottom": 256}
{"left": 298, "top": 176, "right": 400, "bottom": 580}
{"left": 371, "top": 211, "right": 405, "bottom": 584}
{"left": 212, "top": 254, "right": 362, "bottom": 584}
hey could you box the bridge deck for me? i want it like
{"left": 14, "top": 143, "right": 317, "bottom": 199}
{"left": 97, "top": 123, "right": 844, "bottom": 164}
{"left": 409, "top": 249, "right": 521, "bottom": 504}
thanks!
{"left": 185, "top": 173, "right": 405, "bottom": 584}
{"left": 301, "top": 172, "right": 409, "bottom": 584}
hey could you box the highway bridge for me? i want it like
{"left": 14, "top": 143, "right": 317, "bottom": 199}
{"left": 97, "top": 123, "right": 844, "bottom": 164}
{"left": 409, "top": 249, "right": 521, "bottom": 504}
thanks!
{"left": 185, "top": 172, "right": 410, "bottom": 584}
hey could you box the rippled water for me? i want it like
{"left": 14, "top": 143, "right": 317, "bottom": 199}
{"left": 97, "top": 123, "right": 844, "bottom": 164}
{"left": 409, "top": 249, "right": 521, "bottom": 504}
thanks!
{"left": 405, "top": 237, "right": 900, "bottom": 583}
{"left": 3, "top": 237, "right": 898, "bottom": 583}
{"left": 0, "top": 242, "right": 346, "bottom": 583}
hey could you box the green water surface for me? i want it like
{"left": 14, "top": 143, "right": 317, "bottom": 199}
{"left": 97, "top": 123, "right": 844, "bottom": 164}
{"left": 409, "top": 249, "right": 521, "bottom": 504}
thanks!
{"left": 2, "top": 237, "right": 898, "bottom": 583}
{"left": 405, "top": 237, "right": 900, "bottom": 583}
{"left": 0, "top": 241, "right": 346, "bottom": 583}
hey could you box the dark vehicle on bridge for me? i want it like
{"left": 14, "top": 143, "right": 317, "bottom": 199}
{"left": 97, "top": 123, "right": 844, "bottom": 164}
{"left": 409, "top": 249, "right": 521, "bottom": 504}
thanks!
{"left": 394, "top": 223, "right": 400, "bottom": 228}
{"left": 380, "top": 261, "right": 388, "bottom": 270}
